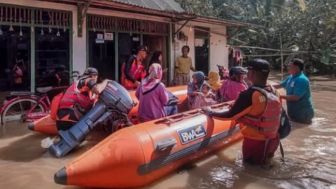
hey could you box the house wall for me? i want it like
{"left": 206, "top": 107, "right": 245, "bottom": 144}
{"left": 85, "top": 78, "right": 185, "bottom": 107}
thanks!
{"left": 209, "top": 31, "right": 229, "bottom": 72}
{"left": 172, "top": 22, "right": 228, "bottom": 80}
{"left": 1, "top": 0, "right": 230, "bottom": 85}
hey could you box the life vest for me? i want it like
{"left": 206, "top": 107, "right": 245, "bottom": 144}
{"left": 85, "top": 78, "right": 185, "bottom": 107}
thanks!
{"left": 58, "top": 82, "right": 93, "bottom": 113}
{"left": 121, "top": 56, "right": 146, "bottom": 90}
{"left": 50, "top": 92, "right": 64, "bottom": 120}
{"left": 238, "top": 87, "right": 281, "bottom": 139}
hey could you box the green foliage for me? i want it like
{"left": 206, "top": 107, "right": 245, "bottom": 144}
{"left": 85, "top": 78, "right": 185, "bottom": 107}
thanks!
{"left": 177, "top": 0, "right": 336, "bottom": 74}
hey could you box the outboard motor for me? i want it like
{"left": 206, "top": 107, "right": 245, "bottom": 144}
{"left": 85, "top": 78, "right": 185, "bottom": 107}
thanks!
{"left": 49, "top": 80, "right": 134, "bottom": 158}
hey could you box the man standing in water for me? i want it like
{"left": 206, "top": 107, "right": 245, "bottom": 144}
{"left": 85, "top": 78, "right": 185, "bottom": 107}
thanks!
{"left": 203, "top": 59, "right": 282, "bottom": 165}
{"left": 274, "top": 58, "right": 314, "bottom": 124}
{"left": 174, "top": 45, "right": 195, "bottom": 85}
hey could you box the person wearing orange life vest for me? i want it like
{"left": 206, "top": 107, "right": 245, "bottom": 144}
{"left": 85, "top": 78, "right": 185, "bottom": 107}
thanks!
{"left": 56, "top": 67, "right": 108, "bottom": 131}
{"left": 203, "top": 59, "right": 282, "bottom": 165}
{"left": 121, "top": 45, "right": 148, "bottom": 90}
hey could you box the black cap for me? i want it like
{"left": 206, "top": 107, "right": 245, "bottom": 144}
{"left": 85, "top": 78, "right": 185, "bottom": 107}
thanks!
{"left": 137, "top": 45, "right": 148, "bottom": 53}
{"left": 247, "top": 59, "right": 270, "bottom": 73}
{"left": 229, "top": 66, "right": 247, "bottom": 77}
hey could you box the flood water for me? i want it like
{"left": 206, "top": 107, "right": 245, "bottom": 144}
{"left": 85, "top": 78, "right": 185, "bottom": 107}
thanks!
{"left": 0, "top": 76, "right": 336, "bottom": 189}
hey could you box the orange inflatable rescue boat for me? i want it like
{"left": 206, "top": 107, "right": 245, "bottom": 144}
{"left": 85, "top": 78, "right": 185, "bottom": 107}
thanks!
{"left": 28, "top": 85, "right": 188, "bottom": 135}
{"left": 54, "top": 103, "right": 242, "bottom": 188}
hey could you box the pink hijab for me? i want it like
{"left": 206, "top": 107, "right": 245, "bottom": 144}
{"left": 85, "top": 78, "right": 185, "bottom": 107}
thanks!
{"left": 141, "top": 63, "right": 163, "bottom": 93}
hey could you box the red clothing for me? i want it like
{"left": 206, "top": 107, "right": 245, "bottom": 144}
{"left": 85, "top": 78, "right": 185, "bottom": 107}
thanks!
{"left": 121, "top": 55, "right": 146, "bottom": 90}
{"left": 58, "top": 82, "right": 93, "bottom": 112}
{"left": 57, "top": 79, "right": 95, "bottom": 123}
{"left": 242, "top": 136, "right": 279, "bottom": 165}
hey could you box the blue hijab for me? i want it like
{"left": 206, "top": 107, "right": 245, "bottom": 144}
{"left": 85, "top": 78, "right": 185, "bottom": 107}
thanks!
{"left": 188, "top": 71, "right": 205, "bottom": 94}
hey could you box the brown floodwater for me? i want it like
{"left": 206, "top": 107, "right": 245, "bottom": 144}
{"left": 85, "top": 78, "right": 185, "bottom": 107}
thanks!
{"left": 0, "top": 75, "right": 336, "bottom": 189}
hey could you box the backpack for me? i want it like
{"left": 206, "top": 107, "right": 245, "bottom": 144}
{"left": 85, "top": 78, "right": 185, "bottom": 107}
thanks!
{"left": 121, "top": 56, "right": 137, "bottom": 90}
{"left": 50, "top": 92, "right": 64, "bottom": 120}
{"left": 278, "top": 107, "right": 292, "bottom": 139}
{"left": 164, "top": 91, "right": 179, "bottom": 116}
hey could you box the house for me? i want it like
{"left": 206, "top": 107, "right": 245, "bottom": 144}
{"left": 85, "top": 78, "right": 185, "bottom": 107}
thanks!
{"left": 0, "top": 0, "right": 245, "bottom": 92}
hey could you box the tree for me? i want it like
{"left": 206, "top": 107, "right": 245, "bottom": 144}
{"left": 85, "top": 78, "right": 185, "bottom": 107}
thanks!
{"left": 178, "top": 0, "right": 336, "bottom": 74}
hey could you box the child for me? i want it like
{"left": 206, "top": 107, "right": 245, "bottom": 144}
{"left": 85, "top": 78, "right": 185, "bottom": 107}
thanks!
{"left": 189, "top": 82, "right": 217, "bottom": 109}
{"left": 201, "top": 82, "right": 217, "bottom": 106}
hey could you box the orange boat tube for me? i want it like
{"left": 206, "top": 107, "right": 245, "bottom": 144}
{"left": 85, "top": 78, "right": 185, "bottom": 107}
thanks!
{"left": 54, "top": 104, "right": 242, "bottom": 188}
{"left": 28, "top": 85, "right": 188, "bottom": 135}
{"left": 28, "top": 115, "right": 58, "bottom": 135}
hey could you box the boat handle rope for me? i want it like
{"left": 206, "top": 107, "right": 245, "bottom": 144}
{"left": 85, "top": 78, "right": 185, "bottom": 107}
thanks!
{"left": 155, "top": 103, "right": 231, "bottom": 125}
{"left": 156, "top": 110, "right": 203, "bottom": 125}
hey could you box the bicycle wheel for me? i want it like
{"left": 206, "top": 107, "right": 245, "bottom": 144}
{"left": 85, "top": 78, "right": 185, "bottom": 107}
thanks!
{"left": 1, "top": 98, "right": 46, "bottom": 125}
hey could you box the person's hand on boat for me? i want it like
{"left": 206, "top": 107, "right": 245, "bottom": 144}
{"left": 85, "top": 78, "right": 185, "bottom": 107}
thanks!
{"left": 225, "top": 101, "right": 235, "bottom": 108}
{"left": 202, "top": 106, "right": 213, "bottom": 117}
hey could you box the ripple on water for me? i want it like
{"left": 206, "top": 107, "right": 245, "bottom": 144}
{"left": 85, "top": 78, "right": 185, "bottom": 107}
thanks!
{"left": 198, "top": 166, "right": 239, "bottom": 189}
{"left": 303, "top": 135, "right": 336, "bottom": 156}
{"left": 310, "top": 117, "right": 336, "bottom": 133}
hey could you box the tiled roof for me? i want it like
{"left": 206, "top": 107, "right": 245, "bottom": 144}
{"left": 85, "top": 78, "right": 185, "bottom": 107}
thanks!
{"left": 109, "top": 0, "right": 185, "bottom": 13}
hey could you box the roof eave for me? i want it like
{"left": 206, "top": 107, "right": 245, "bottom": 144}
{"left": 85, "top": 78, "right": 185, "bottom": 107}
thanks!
{"left": 38, "top": 0, "right": 184, "bottom": 19}
{"left": 194, "top": 16, "right": 248, "bottom": 27}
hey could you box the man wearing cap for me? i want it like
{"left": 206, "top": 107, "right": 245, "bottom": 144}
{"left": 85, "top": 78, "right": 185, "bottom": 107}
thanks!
{"left": 41, "top": 67, "right": 109, "bottom": 149}
{"left": 203, "top": 59, "right": 282, "bottom": 165}
{"left": 121, "top": 45, "right": 148, "bottom": 90}
{"left": 56, "top": 67, "right": 108, "bottom": 131}
{"left": 274, "top": 58, "right": 314, "bottom": 124}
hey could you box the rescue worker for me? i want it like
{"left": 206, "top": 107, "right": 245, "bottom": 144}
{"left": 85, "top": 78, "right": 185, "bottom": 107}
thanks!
{"left": 121, "top": 45, "right": 148, "bottom": 90}
{"left": 56, "top": 67, "right": 108, "bottom": 130}
{"left": 203, "top": 59, "right": 282, "bottom": 165}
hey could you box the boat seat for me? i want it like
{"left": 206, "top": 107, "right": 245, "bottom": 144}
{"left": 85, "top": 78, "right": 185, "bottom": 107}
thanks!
{"left": 10, "top": 91, "right": 35, "bottom": 96}
{"left": 36, "top": 86, "right": 53, "bottom": 94}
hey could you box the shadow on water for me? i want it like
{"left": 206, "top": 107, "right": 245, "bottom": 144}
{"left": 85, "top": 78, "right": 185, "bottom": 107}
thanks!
{"left": 0, "top": 122, "right": 31, "bottom": 139}
{"left": 0, "top": 133, "right": 46, "bottom": 162}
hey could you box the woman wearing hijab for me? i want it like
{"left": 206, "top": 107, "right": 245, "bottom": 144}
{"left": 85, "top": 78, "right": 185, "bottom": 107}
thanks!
{"left": 187, "top": 71, "right": 206, "bottom": 109}
{"left": 136, "top": 63, "right": 169, "bottom": 122}
{"left": 207, "top": 71, "right": 222, "bottom": 102}
{"left": 220, "top": 66, "right": 248, "bottom": 102}
{"left": 208, "top": 71, "right": 221, "bottom": 91}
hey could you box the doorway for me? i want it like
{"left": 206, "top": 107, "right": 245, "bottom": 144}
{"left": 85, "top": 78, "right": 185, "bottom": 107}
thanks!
{"left": 35, "top": 27, "right": 70, "bottom": 87}
{"left": 88, "top": 31, "right": 116, "bottom": 80}
{"left": 194, "top": 27, "right": 210, "bottom": 75}
{"left": 0, "top": 26, "right": 30, "bottom": 91}
{"left": 117, "top": 33, "right": 141, "bottom": 80}
{"left": 143, "top": 35, "right": 168, "bottom": 84}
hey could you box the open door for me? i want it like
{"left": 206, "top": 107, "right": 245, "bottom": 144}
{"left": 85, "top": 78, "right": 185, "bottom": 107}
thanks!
{"left": 143, "top": 35, "right": 168, "bottom": 84}
{"left": 194, "top": 27, "right": 210, "bottom": 75}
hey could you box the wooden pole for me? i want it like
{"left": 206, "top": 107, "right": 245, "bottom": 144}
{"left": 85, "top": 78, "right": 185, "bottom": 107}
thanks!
{"left": 280, "top": 33, "right": 284, "bottom": 80}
